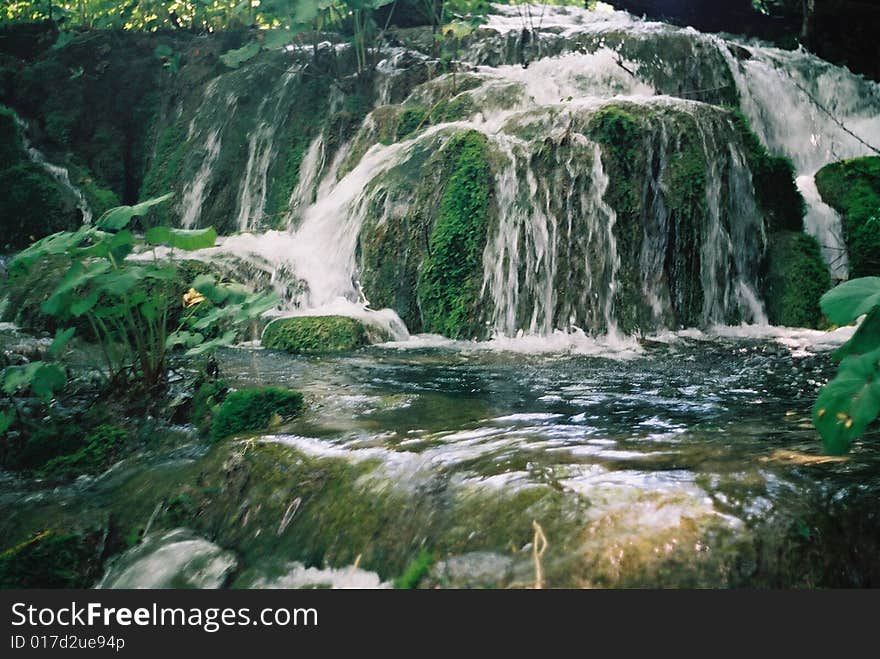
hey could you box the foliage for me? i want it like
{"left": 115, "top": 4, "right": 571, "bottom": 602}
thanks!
{"left": 190, "top": 378, "right": 229, "bottom": 432}
{"left": 261, "top": 315, "right": 372, "bottom": 354}
{"left": 0, "top": 529, "right": 102, "bottom": 588}
{"left": 815, "top": 156, "right": 880, "bottom": 278}
{"left": 6, "top": 193, "right": 278, "bottom": 388}
{"left": 417, "top": 130, "right": 493, "bottom": 339}
{"left": 39, "top": 423, "right": 127, "bottom": 477}
{"left": 393, "top": 548, "right": 434, "bottom": 589}
{"left": 813, "top": 276, "right": 880, "bottom": 454}
{"left": 210, "top": 387, "right": 304, "bottom": 441}
{"left": 763, "top": 231, "right": 830, "bottom": 328}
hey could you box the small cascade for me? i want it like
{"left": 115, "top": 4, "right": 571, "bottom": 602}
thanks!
{"left": 797, "top": 174, "right": 850, "bottom": 280}
{"left": 285, "top": 135, "right": 325, "bottom": 229}
{"left": 13, "top": 114, "right": 92, "bottom": 223}
{"left": 152, "top": 3, "right": 880, "bottom": 340}
{"left": 722, "top": 42, "right": 880, "bottom": 278}
{"left": 180, "top": 127, "right": 222, "bottom": 229}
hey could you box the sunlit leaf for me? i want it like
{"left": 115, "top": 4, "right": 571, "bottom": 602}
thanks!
{"left": 219, "top": 41, "right": 261, "bottom": 69}
{"left": 145, "top": 226, "right": 217, "bottom": 251}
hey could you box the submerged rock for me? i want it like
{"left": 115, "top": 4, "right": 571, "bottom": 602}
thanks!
{"left": 96, "top": 529, "right": 237, "bottom": 589}
{"left": 211, "top": 387, "right": 304, "bottom": 441}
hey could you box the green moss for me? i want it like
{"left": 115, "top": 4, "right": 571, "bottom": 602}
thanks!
{"left": 729, "top": 109, "right": 804, "bottom": 232}
{"left": 0, "top": 530, "right": 102, "bottom": 588}
{"left": 393, "top": 548, "right": 435, "bottom": 589}
{"left": 417, "top": 130, "right": 494, "bottom": 339}
{"left": 430, "top": 94, "right": 478, "bottom": 123}
{"left": 815, "top": 156, "right": 880, "bottom": 278}
{"left": 0, "top": 105, "right": 82, "bottom": 250}
{"left": 261, "top": 315, "right": 372, "bottom": 354}
{"left": 40, "top": 424, "right": 128, "bottom": 478}
{"left": 763, "top": 231, "right": 831, "bottom": 328}
{"left": 190, "top": 379, "right": 229, "bottom": 433}
{"left": 396, "top": 106, "right": 428, "bottom": 140}
{"left": 139, "top": 120, "right": 188, "bottom": 223}
{"left": 661, "top": 138, "right": 707, "bottom": 327}
{"left": 211, "top": 387, "right": 304, "bottom": 442}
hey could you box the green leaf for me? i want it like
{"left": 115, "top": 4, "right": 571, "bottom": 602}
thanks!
{"left": 0, "top": 408, "right": 13, "bottom": 435}
{"left": 2, "top": 364, "right": 37, "bottom": 395}
{"left": 219, "top": 41, "right": 261, "bottom": 69}
{"left": 30, "top": 363, "right": 67, "bottom": 401}
{"left": 70, "top": 291, "right": 100, "bottom": 317}
{"left": 96, "top": 193, "right": 174, "bottom": 231}
{"left": 166, "top": 331, "right": 205, "bottom": 350}
{"left": 145, "top": 226, "right": 218, "bottom": 251}
{"left": 835, "top": 306, "right": 880, "bottom": 360}
{"left": 190, "top": 274, "right": 229, "bottom": 304}
{"left": 184, "top": 330, "right": 238, "bottom": 356}
{"left": 48, "top": 328, "right": 76, "bottom": 358}
{"left": 820, "top": 277, "right": 880, "bottom": 325}
{"left": 1, "top": 362, "right": 65, "bottom": 400}
{"left": 94, "top": 267, "right": 149, "bottom": 297}
{"left": 813, "top": 347, "right": 880, "bottom": 455}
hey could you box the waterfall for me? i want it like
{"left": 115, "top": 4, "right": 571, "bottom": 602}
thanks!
{"left": 180, "top": 127, "right": 222, "bottom": 229}
{"left": 156, "top": 3, "right": 880, "bottom": 341}
{"left": 722, "top": 42, "right": 880, "bottom": 279}
{"left": 13, "top": 114, "right": 92, "bottom": 224}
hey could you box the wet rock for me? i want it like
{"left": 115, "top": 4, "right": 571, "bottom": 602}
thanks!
{"left": 428, "top": 551, "right": 517, "bottom": 588}
{"left": 96, "top": 529, "right": 237, "bottom": 589}
{"left": 261, "top": 315, "right": 387, "bottom": 354}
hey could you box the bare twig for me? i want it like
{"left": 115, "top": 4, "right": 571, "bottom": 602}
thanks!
{"left": 532, "top": 519, "right": 548, "bottom": 589}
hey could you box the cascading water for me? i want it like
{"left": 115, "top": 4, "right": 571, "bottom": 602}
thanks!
{"left": 165, "top": 2, "right": 880, "bottom": 341}
{"left": 12, "top": 113, "right": 92, "bottom": 224}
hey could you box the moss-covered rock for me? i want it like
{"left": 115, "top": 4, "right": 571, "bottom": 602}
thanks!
{"left": 0, "top": 529, "right": 104, "bottom": 588}
{"left": 211, "top": 387, "right": 304, "bottom": 442}
{"left": 815, "top": 156, "right": 880, "bottom": 278}
{"left": 0, "top": 105, "right": 82, "bottom": 250}
{"left": 763, "top": 231, "right": 831, "bottom": 328}
{"left": 417, "top": 131, "right": 494, "bottom": 339}
{"left": 261, "top": 315, "right": 375, "bottom": 354}
{"left": 40, "top": 424, "right": 128, "bottom": 478}
{"left": 729, "top": 110, "right": 804, "bottom": 233}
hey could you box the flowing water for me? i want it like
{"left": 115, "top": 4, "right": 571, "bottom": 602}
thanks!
{"left": 4, "top": 4, "right": 880, "bottom": 588}
{"left": 12, "top": 112, "right": 93, "bottom": 224}
{"left": 2, "top": 323, "right": 879, "bottom": 587}
{"left": 165, "top": 3, "right": 880, "bottom": 338}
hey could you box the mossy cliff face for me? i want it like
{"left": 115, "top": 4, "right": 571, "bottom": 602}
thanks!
{"left": 140, "top": 44, "right": 382, "bottom": 233}
{"left": 1, "top": 30, "right": 173, "bottom": 211}
{"left": 580, "top": 101, "right": 800, "bottom": 332}
{"left": 358, "top": 130, "right": 496, "bottom": 339}
{"left": 763, "top": 231, "right": 831, "bottom": 328}
{"left": 0, "top": 105, "right": 82, "bottom": 250}
{"left": 815, "top": 156, "right": 880, "bottom": 278}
